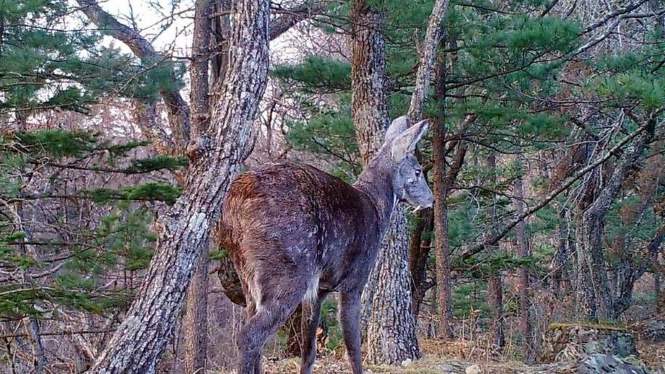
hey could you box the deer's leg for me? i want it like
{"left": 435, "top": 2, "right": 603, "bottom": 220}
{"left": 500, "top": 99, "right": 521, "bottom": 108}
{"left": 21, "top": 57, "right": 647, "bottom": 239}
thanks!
{"left": 242, "top": 300, "right": 262, "bottom": 374}
{"left": 300, "top": 292, "right": 328, "bottom": 374}
{"left": 236, "top": 275, "right": 306, "bottom": 374}
{"left": 340, "top": 290, "right": 363, "bottom": 374}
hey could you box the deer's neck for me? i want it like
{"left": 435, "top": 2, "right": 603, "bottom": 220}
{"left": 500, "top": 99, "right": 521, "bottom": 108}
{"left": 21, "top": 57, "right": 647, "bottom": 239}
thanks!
{"left": 353, "top": 149, "right": 396, "bottom": 231}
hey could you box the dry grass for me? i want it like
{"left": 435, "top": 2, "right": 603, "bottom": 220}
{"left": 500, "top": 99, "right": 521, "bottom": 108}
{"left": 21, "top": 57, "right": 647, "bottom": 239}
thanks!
{"left": 256, "top": 333, "right": 665, "bottom": 374}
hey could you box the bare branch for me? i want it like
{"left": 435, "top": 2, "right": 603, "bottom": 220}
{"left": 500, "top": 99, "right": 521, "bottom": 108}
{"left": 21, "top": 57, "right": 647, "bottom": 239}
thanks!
{"left": 75, "top": 0, "right": 191, "bottom": 153}
{"left": 407, "top": 0, "right": 450, "bottom": 120}
{"left": 460, "top": 121, "right": 654, "bottom": 260}
{"left": 270, "top": 1, "right": 327, "bottom": 41}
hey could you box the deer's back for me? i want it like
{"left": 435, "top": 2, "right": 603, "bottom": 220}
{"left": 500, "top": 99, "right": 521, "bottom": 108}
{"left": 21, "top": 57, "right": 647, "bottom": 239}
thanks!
{"left": 218, "top": 162, "right": 380, "bottom": 292}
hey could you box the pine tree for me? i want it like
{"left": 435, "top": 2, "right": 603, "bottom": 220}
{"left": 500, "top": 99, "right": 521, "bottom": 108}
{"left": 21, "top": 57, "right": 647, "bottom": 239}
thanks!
{"left": 0, "top": 1, "right": 187, "bottom": 371}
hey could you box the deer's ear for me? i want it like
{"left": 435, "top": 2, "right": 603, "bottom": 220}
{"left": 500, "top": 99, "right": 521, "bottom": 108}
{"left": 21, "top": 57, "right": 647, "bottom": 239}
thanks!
{"left": 390, "top": 119, "right": 429, "bottom": 162}
{"left": 384, "top": 115, "right": 410, "bottom": 144}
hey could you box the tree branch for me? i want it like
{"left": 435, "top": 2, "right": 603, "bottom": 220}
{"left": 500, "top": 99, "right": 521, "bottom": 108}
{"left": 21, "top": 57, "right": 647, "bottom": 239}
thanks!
{"left": 76, "top": 0, "right": 191, "bottom": 153}
{"left": 460, "top": 121, "right": 653, "bottom": 260}
{"left": 407, "top": 0, "right": 450, "bottom": 120}
{"left": 269, "top": 1, "right": 327, "bottom": 40}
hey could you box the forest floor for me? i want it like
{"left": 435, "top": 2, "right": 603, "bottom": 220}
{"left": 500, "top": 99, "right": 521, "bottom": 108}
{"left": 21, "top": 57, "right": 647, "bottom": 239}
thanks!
{"left": 261, "top": 338, "right": 665, "bottom": 374}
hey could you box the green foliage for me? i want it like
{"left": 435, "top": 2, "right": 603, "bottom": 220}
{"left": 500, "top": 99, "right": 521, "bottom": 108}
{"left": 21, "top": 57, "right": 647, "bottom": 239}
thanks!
{"left": 125, "top": 155, "right": 188, "bottom": 173}
{"left": 0, "top": 0, "right": 184, "bottom": 116}
{"left": 95, "top": 204, "right": 157, "bottom": 271}
{"left": 14, "top": 130, "right": 97, "bottom": 158}
{"left": 0, "top": 126, "right": 182, "bottom": 319}
{"left": 452, "top": 281, "right": 489, "bottom": 318}
{"left": 209, "top": 248, "right": 229, "bottom": 261}
{"left": 272, "top": 56, "right": 351, "bottom": 93}
{"left": 320, "top": 298, "right": 345, "bottom": 353}
{"left": 284, "top": 96, "right": 360, "bottom": 179}
{"left": 0, "top": 0, "right": 188, "bottom": 321}
{"left": 87, "top": 182, "right": 182, "bottom": 205}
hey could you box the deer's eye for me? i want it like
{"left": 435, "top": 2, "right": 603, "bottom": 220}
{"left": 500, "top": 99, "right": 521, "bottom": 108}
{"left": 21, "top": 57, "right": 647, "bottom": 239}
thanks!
{"left": 415, "top": 169, "right": 422, "bottom": 177}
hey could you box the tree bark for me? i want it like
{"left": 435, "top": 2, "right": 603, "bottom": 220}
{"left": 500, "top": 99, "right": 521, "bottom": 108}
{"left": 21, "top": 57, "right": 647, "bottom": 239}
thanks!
{"left": 513, "top": 168, "right": 534, "bottom": 362}
{"left": 180, "top": 2, "right": 213, "bottom": 372}
{"left": 181, "top": 252, "right": 209, "bottom": 374}
{"left": 88, "top": 1, "right": 271, "bottom": 372}
{"left": 409, "top": 209, "right": 433, "bottom": 317}
{"left": 348, "top": 0, "right": 384, "bottom": 332}
{"left": 366, "top": 210, "right": 421, "bottom": 364}
{"left": 350, "top": 0, "right": 388, "bottom": 165}
{"left": 656, "top": 269, "right": 663, "bottom": 314}
{"left": 363, "top": 0, "right": 451, "bottom": 363}
{"left": 551, "top": 208, "right": 571, "bottom": 298}
{"left": 407, "top": 0, "right": 451, "bottom": 121}
{"left": 579, "top": 121, "right": 653, "bottom": 321}
{"left": 431, "top": 56, "right": 453, "bottom": 340}
{"left": 485, "top": 153, "right": 505, "bottom": 349}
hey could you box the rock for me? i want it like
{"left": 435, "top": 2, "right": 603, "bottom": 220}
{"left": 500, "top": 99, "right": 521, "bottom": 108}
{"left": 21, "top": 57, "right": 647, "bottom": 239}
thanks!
{"left": 540, "top": 323, "right": 638, "bottom": 362}
{"left": 437, "top": 364, "right": 459, "bottom": 373}
{"left": 435, "top": 361, "right": 468, "bottom": 373}
{"left": 401, "top": 358, "right": 412, "bottom": 367}
{"left": 465, "top": 364, "right": 482, "bottom": 374}
{"left": 577, "top": 354, "right": 649, "bottom": 374}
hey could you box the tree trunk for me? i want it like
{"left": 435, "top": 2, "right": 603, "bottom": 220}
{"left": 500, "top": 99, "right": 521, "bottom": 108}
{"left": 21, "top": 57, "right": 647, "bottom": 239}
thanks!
{"left": 88, "top": 1, "right": 271, "bottom": 372}
{"left": 353, "top": 0, "right": 450, "bottom": 364}
{"left": 366, "top": 209, "right": 421, "bottom": 364}
{"left": 656, "top": 271, "right": 663, "bottom": 314}
{"left": 181, "top": 1, "right": 213, "bottom": 372}
{"left": 575, "top": 210, "right": 597, "bottom": 319}
{"left": 349, "top": 0, "right": 387, "bottom": 334}
{"left": 580, "top": 124, "right": 653, "bottom": 321}
{"left": 513, "top": 169, "right": 534, "bottom": 362}
{"left": 350, "top": 0, "right": 388, "bottom": 166}
{"left": 181, "top": 252, "right": 209, "bottom": 374}
{"left": 409, "top": 209, "right": 433, "bottom": 317}
{"left": 431, "top": 56, "right": 453, "bottom": 340}
{"left": 365, "top": 0, "right": 452, "bottom": 363}
{"left": 552, "top": 209, "right": 571, "bottom": 298}
{"left": 350, "top": 0, "right": 422, "bottom": 363}
{"left": 485, "top": 153, "right": 505, "bottom": 349}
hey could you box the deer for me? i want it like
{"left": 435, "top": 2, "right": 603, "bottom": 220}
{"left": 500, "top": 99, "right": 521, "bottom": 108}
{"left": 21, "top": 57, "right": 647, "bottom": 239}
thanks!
{"left": 216, "top": 116, "right": 433, "bottom": 374}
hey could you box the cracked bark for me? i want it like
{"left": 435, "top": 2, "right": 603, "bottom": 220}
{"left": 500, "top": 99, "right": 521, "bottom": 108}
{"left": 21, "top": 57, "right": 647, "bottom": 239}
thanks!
{"left": 87, "top": 0, "right": 271, "bottom": 372}
{"left": 349, "top": 0, "right": 390, "bottom": 336}
{"left": 361, "top": 0, "right": 450, "bottom": 363}
{"left": 180, "top": 1, "right": 213, "bottom": 373}
{"left": 409, "top": 209, "right": 433, "bottom": 317}
{"left": 349, "top": 0, "right": 420, "bottom": 364}
{"left": 431, "top": 76, "right": 452, "bottom": 339}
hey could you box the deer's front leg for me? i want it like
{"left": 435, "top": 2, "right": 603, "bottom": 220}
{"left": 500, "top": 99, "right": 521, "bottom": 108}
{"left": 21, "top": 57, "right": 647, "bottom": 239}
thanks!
{"left": 340, "top": 290, "right": 363, "bottom": 374}
{"left": 300, "top": 292, "right": 328, "bottom": 374}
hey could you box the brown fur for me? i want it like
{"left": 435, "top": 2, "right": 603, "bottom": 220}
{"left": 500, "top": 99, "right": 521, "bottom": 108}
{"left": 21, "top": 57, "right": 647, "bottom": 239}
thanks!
{"left": 216, "top": 117, "right": 432, "bottom": 374}
{"left": 217, "top": 162, "right": 382, "bottom": 298}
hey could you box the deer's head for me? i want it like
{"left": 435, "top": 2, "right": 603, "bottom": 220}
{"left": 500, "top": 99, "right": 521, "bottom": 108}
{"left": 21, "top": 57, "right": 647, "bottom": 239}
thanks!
{"left": 383, "top": 116, "right": 434, "bottom": 211}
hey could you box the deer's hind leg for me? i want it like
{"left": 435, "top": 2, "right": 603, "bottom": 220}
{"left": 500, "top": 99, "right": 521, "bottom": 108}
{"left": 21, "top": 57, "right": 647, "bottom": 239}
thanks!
{"left": 236, "top": 267, "right": 308, "bottom": 374}
{"left": 300, "top": 291, "right": 329, "bottom": 374}
{"left": 340, "top": 290, "right": 363, "bottom": 374}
